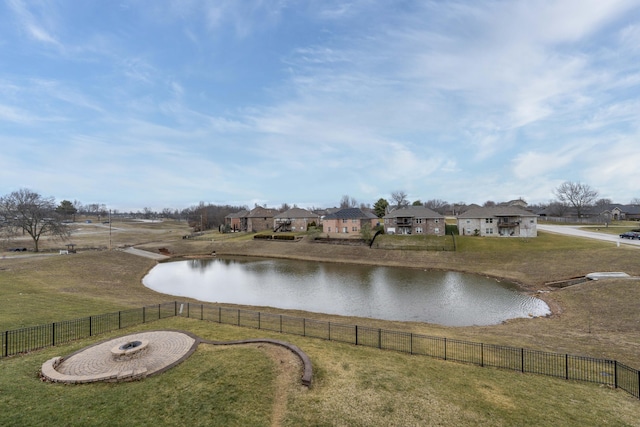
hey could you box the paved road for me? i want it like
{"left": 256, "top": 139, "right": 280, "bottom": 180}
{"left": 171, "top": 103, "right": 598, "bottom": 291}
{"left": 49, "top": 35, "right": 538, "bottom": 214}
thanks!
{"left": 538, "top": 224, "right": 640, "bottom": 248}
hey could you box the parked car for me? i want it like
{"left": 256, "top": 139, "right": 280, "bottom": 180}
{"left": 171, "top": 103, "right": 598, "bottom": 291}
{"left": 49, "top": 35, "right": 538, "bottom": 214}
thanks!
{"left": 619, "top": 231, "right": 640, "bottom": 239}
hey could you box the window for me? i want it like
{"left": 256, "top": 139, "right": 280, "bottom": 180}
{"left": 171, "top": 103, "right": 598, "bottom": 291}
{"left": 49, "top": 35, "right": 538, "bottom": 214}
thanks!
{"left": 352, "top": 227, "right": 358, "bottom": 232}
{"left": 342, "top": 227, "right": 348, "bottom": 233}
{"left": 435, "top": 219, "right": 439, "bottom": 223}
{"left": 416, "top": 227, "right": 423, "bottom": 233}
{"left": 466, "top": 220, "right": 470, "bottom": 223}
{"left": 352, "top": 219, "right": 357, "bottom": 223}
{"left": 434, "top": 228, "right": 440, "bottom": 233}
{"left": 342, "top": 219, "right": 347, "bottom": 223}
{"left": 328, "top": 227, "right": 331, "bottom": 232}
{"left": 485, "top": 228, "right": 493, "bottom": 234}
{"left": 485, "top": 218, "right": 493, "bottom": 224}
{"left": 416, "top": 218, "right": 423, "bottom": 224}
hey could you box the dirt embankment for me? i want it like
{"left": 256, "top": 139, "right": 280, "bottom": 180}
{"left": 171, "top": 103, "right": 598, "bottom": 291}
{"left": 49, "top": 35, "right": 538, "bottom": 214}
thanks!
{"left": 161, "top": 237, "right": 632, "bottom": 292}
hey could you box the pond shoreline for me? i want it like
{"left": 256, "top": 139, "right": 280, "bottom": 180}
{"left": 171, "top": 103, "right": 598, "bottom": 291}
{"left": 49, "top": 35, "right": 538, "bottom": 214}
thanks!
{"left": 155, "top": 238, "right": 566, "bottom": 317}
{"left": 145, "top": 257, "right": 551, "bottom": 326}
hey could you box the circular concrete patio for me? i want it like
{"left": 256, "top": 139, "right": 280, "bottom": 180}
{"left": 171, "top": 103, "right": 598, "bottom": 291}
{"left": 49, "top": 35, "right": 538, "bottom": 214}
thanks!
{"left": 41, "top": 330, "right": 198, "bottom": 383}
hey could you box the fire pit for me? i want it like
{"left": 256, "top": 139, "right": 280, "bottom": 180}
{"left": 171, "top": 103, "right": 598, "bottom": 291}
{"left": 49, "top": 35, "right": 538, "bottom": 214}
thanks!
{"left": 111, "top": 339, "right": 150, "bottom": 360}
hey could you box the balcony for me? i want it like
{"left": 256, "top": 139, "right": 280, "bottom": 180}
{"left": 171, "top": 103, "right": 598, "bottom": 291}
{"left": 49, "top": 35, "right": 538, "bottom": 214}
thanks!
{"left": 395, "top": 218, "right": 412, "bottom": 226}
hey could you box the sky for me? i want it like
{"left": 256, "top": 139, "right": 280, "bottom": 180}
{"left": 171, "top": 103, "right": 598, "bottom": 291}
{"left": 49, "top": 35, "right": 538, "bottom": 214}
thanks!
{"left": 1, "top": 0, "right": 639, "bottom": 212}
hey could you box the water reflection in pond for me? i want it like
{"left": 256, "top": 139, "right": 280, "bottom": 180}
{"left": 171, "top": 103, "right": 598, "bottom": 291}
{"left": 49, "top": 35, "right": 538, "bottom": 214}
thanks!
{"left": 143, "top": 257, "right": 549, "bottom": 326}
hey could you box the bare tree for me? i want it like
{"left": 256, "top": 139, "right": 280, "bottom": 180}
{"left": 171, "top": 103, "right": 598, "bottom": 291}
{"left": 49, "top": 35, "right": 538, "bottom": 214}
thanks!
{"left": 554, "top": 181, "right": 599, "bottom": 218}
{"left": 483, "top": 200, "right": 496, "bottom": 207}
{"left": 547, "top": 201, "right": 569, "bottom": 217}
{"left": 390, "top": 190, "right": 409, "bottom": 209}
{"left": 630, "top": 198, "right": 640, "bottom": 206}
{"left": 0, "top": 189, "right": 69, "bottom": 252}
{"left": 425, "top": 199, "right": 448, "bottom": 214}
{"left": 279, "top": 202, "right": 291, "bottom": 212}
{"left": 339, "top": 195, "right": 358, "bottom": 209}
{"left": 594, "top": 198, "right": 612, "bottom": 210}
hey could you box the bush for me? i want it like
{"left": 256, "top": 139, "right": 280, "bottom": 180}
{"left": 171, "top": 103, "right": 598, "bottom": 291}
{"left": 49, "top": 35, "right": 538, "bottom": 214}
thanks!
{"left": 253, "top": 234, "right": 272, "bottom": 240}
{"left": 273, "top": 235, "right": 295, "bottom": 241}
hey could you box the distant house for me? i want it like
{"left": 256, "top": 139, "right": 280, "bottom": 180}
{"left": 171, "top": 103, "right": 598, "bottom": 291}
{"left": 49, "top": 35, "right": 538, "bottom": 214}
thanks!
{"left": 224, "top": 209, "right": 248, "bottom": 232}
{"left": 273, "top": 208, "right": 320, "bottom": 232}
{"left": 383, "top": 206, "right": 445, "bottom": 236}
{"left": 499, "top": 198, "right": 528, "bottom": 209}
{"left": 322, "top": 208, "right": 379, "bottom": 236}
{"left": 601, "top": 204, "right": 640, "bottom": 221}
{"left": 457, "top": 206, "right": 538, "bottom": 237}
{"left": 246, "top": 206, "right": 279, "bottom": 232}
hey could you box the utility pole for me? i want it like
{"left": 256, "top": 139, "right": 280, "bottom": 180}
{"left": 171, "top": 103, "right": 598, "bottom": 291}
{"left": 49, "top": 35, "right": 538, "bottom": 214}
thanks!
{"left": 109, "top": 209, "right": 112, "bottom": 250}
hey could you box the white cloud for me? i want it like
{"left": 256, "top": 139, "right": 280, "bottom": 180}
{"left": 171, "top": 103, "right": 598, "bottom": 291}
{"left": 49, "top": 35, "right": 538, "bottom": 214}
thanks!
{"left": 7, "top": 0, "right": 63, "bottom": 48}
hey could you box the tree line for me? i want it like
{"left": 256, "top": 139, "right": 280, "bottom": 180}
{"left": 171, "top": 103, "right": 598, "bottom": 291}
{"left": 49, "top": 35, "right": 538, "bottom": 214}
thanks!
{"left": 2, "top": 183, "right": 638, "bottom": 251}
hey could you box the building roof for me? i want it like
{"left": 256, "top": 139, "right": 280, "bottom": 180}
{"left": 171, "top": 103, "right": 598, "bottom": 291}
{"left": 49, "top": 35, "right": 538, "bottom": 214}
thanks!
{"left": 274, "top": 207, "right": 320, "bottom": 219}
{"left": 457, "top": 206, "right": 537, "bottom": 219}
{"left": 247, "top": 207, "right": 278, "bottom": 218}
{"left": 384, "top": 206, "right": 444, "bottom": 219}
{"left": 225, "top": 209, "right": 248, "bottom": 219}
{"left": 323, "top": 208, "right": 377, "bottom": 220}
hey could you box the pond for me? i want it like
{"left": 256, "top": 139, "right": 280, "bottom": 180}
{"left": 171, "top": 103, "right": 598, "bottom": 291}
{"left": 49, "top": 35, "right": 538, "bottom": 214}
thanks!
{"left": 142, "top": 257, "right": 550, "bottom": 326}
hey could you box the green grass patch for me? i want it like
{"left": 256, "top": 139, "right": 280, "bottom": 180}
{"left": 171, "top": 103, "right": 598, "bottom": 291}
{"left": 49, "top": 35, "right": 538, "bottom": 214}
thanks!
{"left": 0, "top": 324, "right": 276, "bottom": 426}
{"left": 1, "top": 318, "right": 639, "bottom": 426}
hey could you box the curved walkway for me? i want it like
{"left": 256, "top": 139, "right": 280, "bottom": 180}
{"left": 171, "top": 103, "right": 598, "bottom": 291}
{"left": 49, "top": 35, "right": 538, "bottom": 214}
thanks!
{"left": 40, "top": 330, "right": 312, "bottom": 387}
{"left": 121, "top": 247, "right": 170, "bottom": 260}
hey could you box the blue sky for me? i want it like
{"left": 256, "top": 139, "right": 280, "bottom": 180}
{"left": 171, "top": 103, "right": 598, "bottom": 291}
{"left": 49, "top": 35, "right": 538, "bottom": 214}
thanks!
{"left": 1, "top": 0, "right": 639, "bottom": 212}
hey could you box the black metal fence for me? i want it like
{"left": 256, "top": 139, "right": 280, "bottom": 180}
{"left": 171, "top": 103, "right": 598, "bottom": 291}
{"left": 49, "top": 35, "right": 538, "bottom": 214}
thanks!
{"left": 1, "top": 303, "right": 177, "bottom": 357}
{"left": 2, "top": 301, "right": 638, "bottom": 400}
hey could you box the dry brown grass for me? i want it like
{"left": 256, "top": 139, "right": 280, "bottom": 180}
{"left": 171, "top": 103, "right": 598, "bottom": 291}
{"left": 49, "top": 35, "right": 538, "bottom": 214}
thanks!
{"left": 3, "top": 222, "right": 640, "bottom": 366}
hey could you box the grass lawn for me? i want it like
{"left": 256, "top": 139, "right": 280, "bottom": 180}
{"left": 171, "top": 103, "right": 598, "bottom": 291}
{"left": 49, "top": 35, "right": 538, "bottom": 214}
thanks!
{"left": 1, "top": 317, "right": 639, "bottom": 426}
{"left": 1, "top": 220, "right": 640, "bottom": 425}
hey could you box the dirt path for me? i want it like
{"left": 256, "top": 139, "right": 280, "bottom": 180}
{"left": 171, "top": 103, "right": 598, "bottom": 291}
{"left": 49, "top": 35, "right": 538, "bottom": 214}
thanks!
{"left": 243, "top": 343, "right": 303, "bottom": 427}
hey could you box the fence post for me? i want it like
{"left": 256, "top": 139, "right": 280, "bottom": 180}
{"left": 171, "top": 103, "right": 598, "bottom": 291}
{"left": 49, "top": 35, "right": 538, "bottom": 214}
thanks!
{"left": 90, "top": 316, "right": 93, "bottom": 336}
{"left": 118, "top": 311, "right": 121, "bottom": 329}
{"left": 280, "top": 315, "right": 282, "bottom": 333}
{"left": 201, "top": 304, "right": 203, "bottom": 321}
{"left": 4, "top": 330, "right": 8, "bottom": 357}
{"left": 444, "top": 338, "right": 447, "bottom": 360}
{"left": 52, "top": 322, "right": 56, "bottom": 347}
{"left": 237, "top": 309, "right": 240, "bottom": 326}
{"left": 187, "top": 303, "right": 190, "bottom": 318}
{"left": 328, "top": 322, "right": 331, "bottom": 341}
{"left": 303, "top": 318, "right": 306, "bottom": 336}
{"left": 378, "top": 329, "right": 382, "bottom": 349}
{"left": 158, "top": 304, "right": 161, "bottom": 320}
{"left": 410, "top": 333, "right": 413, "bottom": 355}
{"left": 614, "top": 361, "right": 618, "bottom": 389}
{"left": 218, "top": 307, "right": 221, "bottom": 324}
{"left": 355, "top": 325, "right": 358, "bottom": 345}
{"left": 481, "top": 343, "right": 484, "bottom": 367}
{"left": 521, "top": 348, "right": 525, "bottom": 373}
{"left": 258, "top": 312, "right": 261, "bottom": 330}
{"left": 565, "top": 354, "right": 569, "bottom": 380}
{"left": 174, "top": 301, "right": 177, "bottom": 317}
